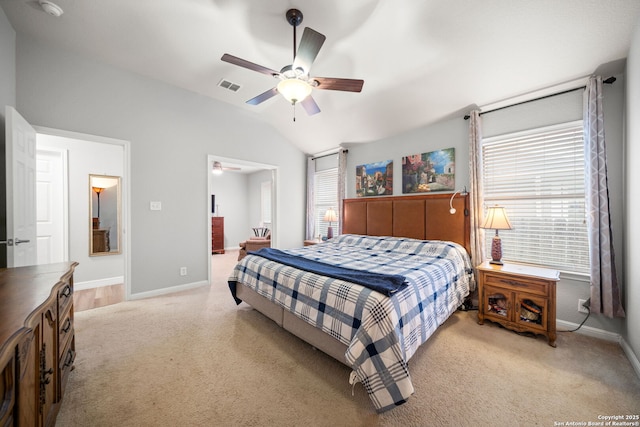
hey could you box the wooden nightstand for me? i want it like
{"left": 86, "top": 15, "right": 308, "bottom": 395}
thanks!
{"left": 304, "top": 239, "right": 320, "bottom": 246}
{"left": 477, "top": 261, "right": 560, "bottom": 347}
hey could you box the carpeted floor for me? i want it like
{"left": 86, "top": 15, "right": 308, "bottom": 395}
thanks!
{"left": 56, "top": 251, "right": 640, "bottom": 426}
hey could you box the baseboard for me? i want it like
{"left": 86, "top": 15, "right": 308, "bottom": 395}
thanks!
{"left": 75, "top": 276, "right": 125, "bottom": 291}
{"left": 556, "top": 319, "right": 620, "bottom": 342}
{"left": 128, "top": 280, "right": 209, "bottom": 301}
{"left": 620, "top": 337, "right": 640, "bottom": 379}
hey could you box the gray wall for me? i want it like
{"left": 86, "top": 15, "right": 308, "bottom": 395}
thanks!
{"left": 624, "top": 19, "right": 640, "bottom": 371}
{"left": 344, "top": 79, "right": 626, "bottom": 335}
{"left": 14, "top": 34, "right": 306, "bottom": 296}
{"left": 210, "top": 171, "right": 249, "bottom": 250}
{"left": 0, "top": 8, "right": 16, "bottom": 267}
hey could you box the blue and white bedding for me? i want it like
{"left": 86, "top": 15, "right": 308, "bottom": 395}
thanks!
{"left": 228, "top": 234, "right": 474, "bottom": 412}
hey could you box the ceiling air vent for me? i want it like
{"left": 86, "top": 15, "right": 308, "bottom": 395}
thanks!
{"left": 218, "top": 79, "right": 241, "bottom": 92}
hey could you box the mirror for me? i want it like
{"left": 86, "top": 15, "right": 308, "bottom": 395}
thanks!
{"left": 89, "top": 174, "right": 121, "bottom": 256}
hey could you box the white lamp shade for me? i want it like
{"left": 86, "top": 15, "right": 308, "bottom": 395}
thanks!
{"left": 481, "top": 206, "right": 513, "bottom": 230}
{"left": 91, "top": 176, "right": 118, "bottom": 189}
{"left": 323, "top": 208, "right": 337, "bottom": 222}
{"left": 277, "top": 78, "right": 312, "bottom": 104}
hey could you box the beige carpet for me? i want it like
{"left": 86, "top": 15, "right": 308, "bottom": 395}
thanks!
{"left": 57, "top": 251, "right": 640, "bottom": 426}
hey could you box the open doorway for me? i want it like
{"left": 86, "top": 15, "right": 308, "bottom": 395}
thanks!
{"left": 207, "top": 155, "right": 277, "bottom": 284}
{"left": 36, "top": 126, "right": 131, "bottom": 301}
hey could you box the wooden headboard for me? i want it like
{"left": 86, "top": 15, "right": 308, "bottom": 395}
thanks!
{"left": 342, "top": 193, "right": 470, "bottom": 254}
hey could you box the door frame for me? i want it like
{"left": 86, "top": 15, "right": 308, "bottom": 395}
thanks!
{"left": 35, "top": 126, "right": 132, "bottom": 300}
{"left": 206, "top": 154, "right": 278, "bottom": 285}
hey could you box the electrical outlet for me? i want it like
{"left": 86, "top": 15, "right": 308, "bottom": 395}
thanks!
{"left": 180, "top": 267, "right": 187, "bottom": 276}
{"left": 578, "top": 298, "right": 589, "bottom": 314}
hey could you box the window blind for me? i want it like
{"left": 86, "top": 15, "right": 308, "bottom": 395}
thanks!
{"left": 260, "top": 181, "right": 271, "bottom": 226}
{"left": 482, "top": 120, "right": 589, "bottom": 275}
{"left": 314, "top": 168, "right": 338, "bottom": 239}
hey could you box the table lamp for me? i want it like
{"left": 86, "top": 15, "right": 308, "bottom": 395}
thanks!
{"left": 481, "top": 206, "right": 513, "bottom": 265}
{"left": 324, "top": 207, "right": 337, "bottom": 239}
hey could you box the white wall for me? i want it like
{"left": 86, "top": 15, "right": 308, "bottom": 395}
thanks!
{"left": 15, "top": 34, "right": 307, "bottom": 296}
{"left": 211, "top": 171, "right": 249, "bottom": 250}
{"left": 624, "top": 18, "right": 640, "bottom": 369}
{"left": 37, "top": 133, "right": 125, "bottom": 287}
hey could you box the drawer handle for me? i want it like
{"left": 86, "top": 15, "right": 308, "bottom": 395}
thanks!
{"left": 62, "top": 318, "right": 72, "bottom": 333}
{"left": 61, "top": 285, "right": 72, "bottom": 298}
{"left": 64, "top": 349, "right": 76, "bottom": 368}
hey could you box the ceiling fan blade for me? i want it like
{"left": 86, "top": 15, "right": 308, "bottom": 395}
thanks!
{"left": 292, "top": 28, "right": 326, "bottom": 74}
{"left": 313, "top": 77, "right": 364, "bottom": 92}
{"left": 300, "top": 96, "right": 321, "bottom": 116}
{"left": 246, "top": 87, "right": 279, "bottom": 105}
{"left": 221, "top": 54, "right": 279, "bottom": 76}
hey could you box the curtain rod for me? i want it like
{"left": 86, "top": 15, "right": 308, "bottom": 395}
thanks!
{"left": 311, "top": 149, "right": 348, "bottom": 161}
{"left": 463, "top": 76, "right": 616, "bottom": 120}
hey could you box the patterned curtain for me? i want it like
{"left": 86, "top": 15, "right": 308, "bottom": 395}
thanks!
{"left": 468, "top": 110, "right": 486, "bottom": 267}
{"left": 584, "top": 76, "right": 625, "bottom": 318}
{"left": 338, "top": 149, "right": 347, "bottom": 235}
{"left": 306, "top": 157, "right": 316, "bottom": 240}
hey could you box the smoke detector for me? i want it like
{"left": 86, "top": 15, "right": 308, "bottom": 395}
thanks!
{"left": 39, "top": 1, "right": 64, "bottom": 17}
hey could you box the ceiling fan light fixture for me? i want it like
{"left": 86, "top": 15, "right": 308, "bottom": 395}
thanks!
{"left": 212, "top": 161, "right": 223, "bottom": 175}
{"left": 277, "top": 78, "right": 312, "bottom": 104}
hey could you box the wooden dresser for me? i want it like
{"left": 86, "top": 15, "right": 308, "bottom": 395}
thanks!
{"left": 211, "top": 217, "right": 225, "bottom": 254}
{"left": 0, "top": 262, "right": 78, "bottom": 426}
{"left": 92, "top": 229, "right": 110, "bottom": 252}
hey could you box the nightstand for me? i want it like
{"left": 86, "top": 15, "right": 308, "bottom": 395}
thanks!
{"left": 303, "top": 239, "right": 320, "bottom": 246}
{"left": 477, "top": 261, "right": 560, "bottom": 347}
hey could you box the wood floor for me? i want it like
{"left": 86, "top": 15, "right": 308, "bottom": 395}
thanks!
{"left": 74, "top": 250, "right": 239, "bottom": 311}
{"left": 74, "top": 284, "right": 125, "bottom": 312}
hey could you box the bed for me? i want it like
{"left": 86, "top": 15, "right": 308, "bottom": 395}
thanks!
{"left": 228, "top": 193, "right": 474, "bottom": 412}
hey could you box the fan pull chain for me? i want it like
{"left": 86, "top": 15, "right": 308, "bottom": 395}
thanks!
{"left": 293, "top": 103, "right": 296, "bottom": 122}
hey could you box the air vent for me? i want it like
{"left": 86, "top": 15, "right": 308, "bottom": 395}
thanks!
{"left": 218, "top": 79, "right": 241, "bottom": 92}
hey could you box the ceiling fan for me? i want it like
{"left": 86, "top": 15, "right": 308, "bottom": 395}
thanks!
{"left": 221, "top": 8, "right": 364, "bottom": 117}
{"left": 212, "top": 161, "right": 241, "bottom": 175}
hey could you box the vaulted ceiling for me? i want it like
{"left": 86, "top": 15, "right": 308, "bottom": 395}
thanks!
{"left": 2, "top": 0, "right": 639, "bottom": 154}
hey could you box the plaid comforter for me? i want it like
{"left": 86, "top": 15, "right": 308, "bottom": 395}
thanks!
{"left": 228, "top": 234, "right": 474, "bottom": 412}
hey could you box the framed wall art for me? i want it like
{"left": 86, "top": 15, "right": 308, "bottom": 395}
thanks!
{"left": 356, "top": 160, "right": 393, "bottom": 197}
{"left": 402, "top": 148, "right": 455, "bottom": 193}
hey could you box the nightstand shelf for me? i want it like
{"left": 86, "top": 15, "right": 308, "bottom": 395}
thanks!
{"left": 477, "top": 261, "right": 560, "bottom": 347}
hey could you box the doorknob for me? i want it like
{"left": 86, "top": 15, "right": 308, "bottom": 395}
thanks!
{"left": 15, "top": 238, "right": 30, "bottom": 245}
{"left": 0, "top": 239, "right": 14, "bottom": 246}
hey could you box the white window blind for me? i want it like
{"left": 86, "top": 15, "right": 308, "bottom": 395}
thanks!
{"left": 314, "top": 168, "right": 338, "bottom": 239}
{"left": 482, "top": 120, "right": 589, "bottom": 275}
{"left": 260, "top": 180, "right": 271, "bottom": 227}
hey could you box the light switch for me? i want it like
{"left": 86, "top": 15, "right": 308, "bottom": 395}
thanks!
{"left": 150, "top": 201, "right": 162, "bottom": 211}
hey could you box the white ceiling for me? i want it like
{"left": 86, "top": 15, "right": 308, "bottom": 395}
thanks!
{"left": 2, "top": 0, "right": 639, "bottom": 155}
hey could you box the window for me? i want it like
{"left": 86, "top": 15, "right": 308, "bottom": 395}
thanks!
{"left": 482, "top": 120, "right": 589, "bottom": 275}
{"left": 314, "top": 168, "right": 338, "bottom": 239}
{"left": 260, "top": 180, "right": 271, "bottom": 228}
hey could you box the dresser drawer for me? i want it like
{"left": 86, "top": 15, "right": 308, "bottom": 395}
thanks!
{"left": 481, "top": 271, "right": 549, "bottom": 296}
{"left": 59, "top": 311, "right": 74, "bottom": 357}
{"left": 58, "top": 282, "right": 74, "bottom": 314}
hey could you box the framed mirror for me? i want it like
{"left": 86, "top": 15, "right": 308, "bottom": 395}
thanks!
{"left": 89, "top": 174, "right": 122, "bottom": 256}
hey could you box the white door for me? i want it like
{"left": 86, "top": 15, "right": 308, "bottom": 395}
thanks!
{"left": 5, "top": 106, "right": 38, "bottom": 267}
{"left": 36, "top": 148, "right": 68, "bottom": 264}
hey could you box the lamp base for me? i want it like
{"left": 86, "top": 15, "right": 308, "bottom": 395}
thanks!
{"left": 490, "top": 234, "right": 503, "bottom": 265}
{"left": 327, "top": 226, "right": 333, "bottom": 239}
